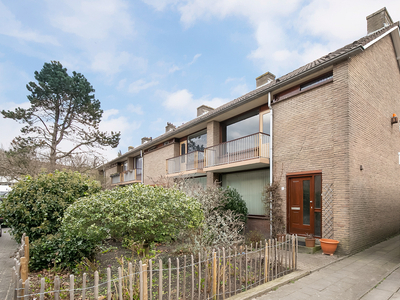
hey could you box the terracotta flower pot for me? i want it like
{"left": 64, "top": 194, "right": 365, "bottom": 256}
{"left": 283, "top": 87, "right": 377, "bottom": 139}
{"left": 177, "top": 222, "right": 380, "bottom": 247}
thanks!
{"left": 319, "top": 239, "right": 339, "bottom": 255}
{"left": 305, "top": 238, "right": 315, "bottom": 247}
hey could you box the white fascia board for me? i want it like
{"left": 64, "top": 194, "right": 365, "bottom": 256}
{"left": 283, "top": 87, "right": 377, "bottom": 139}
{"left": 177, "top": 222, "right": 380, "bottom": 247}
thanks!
{"left": 363, "top": 26, "right": 398, "bottom": 49}
{"left": 390, "top": 28, "right": 400, "bottom": 61}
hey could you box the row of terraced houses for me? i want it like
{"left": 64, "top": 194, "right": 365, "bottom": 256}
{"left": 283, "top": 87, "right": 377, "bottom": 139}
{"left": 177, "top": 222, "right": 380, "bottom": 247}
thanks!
{"left": 99, "top": 8, "right": 400, "bottom": 255}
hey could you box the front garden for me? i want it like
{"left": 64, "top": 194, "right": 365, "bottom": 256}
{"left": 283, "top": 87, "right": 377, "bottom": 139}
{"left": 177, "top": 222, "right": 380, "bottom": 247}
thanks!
{"left": 2, "top": 171, "right": 297, "bottom": 299}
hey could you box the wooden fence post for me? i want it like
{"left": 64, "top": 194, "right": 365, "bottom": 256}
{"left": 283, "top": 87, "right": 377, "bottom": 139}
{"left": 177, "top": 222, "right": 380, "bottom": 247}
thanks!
{"left": 292, "top": 235, "right": 295, "bottom": 271}
{"left": 212, "top": 252, "right": 217, "bottom": 300}
{"left": 158, "top": 260, "right": 163, "bottom": 300}
{"left": 82, "top": 273, "right": 86, "bottom": 300}
{"left": 54, "top": 276, "right": 60, "bottom": 300}
{"left": 40, "top": 277, "right": 45, "bottom": 300}
{"left": 107, "top": 267, "right": 111, "bottom": 300}
{"left": 264, "top": 242, "right": 268, "bottom": 283}
{"left": 20, "top": 256, "right": 27, "bottom": 296}
{"left": 176, "top": 258, "right": 179, "bottom": 300}
{"left": 24, "top": 236, "right": 29, "bottom": 273}
{"left": 94, "top": 271, "right": 99, "bottom": 300}
{"left": 23, "top": 278, "right": 29, "bottom": 300}
{"left": 143, "top": 264, "right": 148, "bottom": 300}
{"left": 222, "top": 248, "right": 225, "bottom": 300}
{"left": 119, "top": 266, "right": 123, "bottom": 300}
{"left": 69, "top": 274, "right": 74, "bottom": 300}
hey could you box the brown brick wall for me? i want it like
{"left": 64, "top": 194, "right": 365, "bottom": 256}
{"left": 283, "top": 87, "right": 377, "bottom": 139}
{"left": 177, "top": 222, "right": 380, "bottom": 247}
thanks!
{"left": 273, "top": 61, "right": 352, "bottom": 253}
{"left": 143, "top": 143, "right": 179, "bottom": 185}
{"left": 347, "top": 35, "right": 400, "bottom": 253}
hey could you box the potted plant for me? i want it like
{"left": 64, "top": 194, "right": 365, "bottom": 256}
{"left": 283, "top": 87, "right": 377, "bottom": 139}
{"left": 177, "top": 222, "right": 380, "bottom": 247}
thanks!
{"left": 319, "top": 238, "right": 339, "bottom": 255}
{"left": 305, "top": 233, "right": 315, "bottom": 247}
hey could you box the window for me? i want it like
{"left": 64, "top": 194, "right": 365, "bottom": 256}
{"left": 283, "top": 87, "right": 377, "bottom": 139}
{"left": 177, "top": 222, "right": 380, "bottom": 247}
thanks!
{"left": 123, "top": 161, "right": 128, "bottom": 171}
{"left": 187, "top": 130, "right": 207, "bottom": 152}
{"left": 222, "top": 109, "right": 259, "bottom": 142}
{"left": 300, "top": 73, "right": 333, "bottom": 91}
{"left": 274, "top": 71, "right": 333, "bottom": 102}
{"left": 262, "top": 112, "right": 271, "bottom": 135}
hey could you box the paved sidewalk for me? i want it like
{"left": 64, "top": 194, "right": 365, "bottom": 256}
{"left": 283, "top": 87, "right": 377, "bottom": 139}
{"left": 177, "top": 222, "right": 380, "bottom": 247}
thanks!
{"left": 360, "top": 266, "right": 400, "bottom": 300}
{"left": 0, "top": 228, "right": 18, "bottom": 300}
{"left": 254, "top": 235, "right": 400, "bottom": 300}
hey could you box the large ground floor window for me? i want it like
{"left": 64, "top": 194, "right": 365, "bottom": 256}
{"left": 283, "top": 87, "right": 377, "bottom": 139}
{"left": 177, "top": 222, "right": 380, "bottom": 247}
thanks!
{"left": 222, "top": 168, "right": 269, "bottom": 215}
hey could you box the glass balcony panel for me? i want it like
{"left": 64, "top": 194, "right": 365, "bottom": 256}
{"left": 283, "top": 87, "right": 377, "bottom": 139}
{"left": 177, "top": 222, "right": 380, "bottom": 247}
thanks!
{"left": 166, "top": 151, "right": 204, "bottom": 175}
{"left": 204, "top": 132, "right": 270, "bottom": 168}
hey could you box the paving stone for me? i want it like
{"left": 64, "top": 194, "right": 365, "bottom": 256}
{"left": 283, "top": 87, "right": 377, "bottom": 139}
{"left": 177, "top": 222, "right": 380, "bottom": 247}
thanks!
{"left": 377, "top": 278, "right": 400, "bottom": 293}
{"left": 390, "top": 291, "right": 400, "bottom": 299}
{"left": 361, "top": 288, "right": 393, "bottom": 300}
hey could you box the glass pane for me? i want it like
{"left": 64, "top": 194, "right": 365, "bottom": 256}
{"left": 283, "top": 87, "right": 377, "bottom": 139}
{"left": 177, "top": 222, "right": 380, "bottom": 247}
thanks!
{"left": 314, "top": 212, "right": 321, "bottom": 237}
{"left": 226, "top": 114, "right": 259, "bottom": 141}
{"left": 303, "top": 180, "right": 310, "bottom": 225}
{"left": 263, "top": 113, "right": 271, "bottom": 135}
{"left": 222, "top": 168, "right": 270, "bottom": 215}
{"left": 181, "top": 143, "right": 186, "bottom": 155}
{"left": 315, "top": 175, "right": 322, "bottom": 209}
{"left": 188, "top": 130, "right": 207, "bottom": 152}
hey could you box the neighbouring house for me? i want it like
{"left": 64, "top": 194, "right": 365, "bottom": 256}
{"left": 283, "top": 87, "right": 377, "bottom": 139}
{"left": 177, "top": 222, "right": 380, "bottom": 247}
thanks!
{"left": 99, "top": 8, "right": 400, "bottom": 255}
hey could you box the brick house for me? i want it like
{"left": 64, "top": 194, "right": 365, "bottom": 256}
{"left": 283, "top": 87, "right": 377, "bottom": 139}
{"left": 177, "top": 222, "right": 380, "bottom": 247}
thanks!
{"left": 99, "top": 8, "right": 400, "bottom": 254}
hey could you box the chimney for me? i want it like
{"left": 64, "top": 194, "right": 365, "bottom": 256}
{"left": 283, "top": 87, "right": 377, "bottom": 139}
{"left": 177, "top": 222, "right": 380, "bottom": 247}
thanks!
{"left": 366, "top": 7, "right": 393, "bottom": 34}
{"left": 256, "top": 72, "right": 276, "bottom": 88}
{"left": 128, "top": 146, "right": 134, "bottom": 151}
{"left": 141, "top": 137, "right": 152, "bottom": 144}
{"left": 165, "top": 122, "right": 176, "bottom": 133}
{"left": 197, "top": 105, "right": 214, "bottom": 117}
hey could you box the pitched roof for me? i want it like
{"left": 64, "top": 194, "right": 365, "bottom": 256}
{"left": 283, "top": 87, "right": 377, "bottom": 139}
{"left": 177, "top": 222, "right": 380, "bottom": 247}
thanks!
{"left": 101, "top": 22, "right": 399, "bottom": 168}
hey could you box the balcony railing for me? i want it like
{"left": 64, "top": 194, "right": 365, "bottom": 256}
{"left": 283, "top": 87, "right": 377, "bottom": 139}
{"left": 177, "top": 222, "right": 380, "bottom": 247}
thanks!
{"left": 204, "top": 132, "right": 270, "bottom": 168}
{"left": 111, "top": 169, "right": 142, "bottom": 185}
{"left": 124, "top": 169, "right": 142, "bottom": 182}
{"left": 166, "top": 151, "right": 204, "bottom": 175}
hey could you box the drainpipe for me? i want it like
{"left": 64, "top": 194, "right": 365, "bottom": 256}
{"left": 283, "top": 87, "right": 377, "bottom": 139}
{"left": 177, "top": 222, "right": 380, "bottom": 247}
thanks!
{"left": 268, "top": 92, "right": 273, "bottom": 238}
{"left": 140, "top": 150, "right": 144, "bottom": 184}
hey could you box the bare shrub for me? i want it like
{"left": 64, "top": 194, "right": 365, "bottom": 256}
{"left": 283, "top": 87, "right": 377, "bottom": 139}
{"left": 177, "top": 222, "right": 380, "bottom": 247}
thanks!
{"left": 157, "top": 177, "right": 245, "bottom": 252}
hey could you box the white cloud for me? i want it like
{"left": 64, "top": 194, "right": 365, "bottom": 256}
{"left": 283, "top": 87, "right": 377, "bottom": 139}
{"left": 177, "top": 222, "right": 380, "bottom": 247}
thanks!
{"left": 117, "top": 79, "right": 127, "bottom": 90}
{"left": 141, "top": 0, "right": 180, "bottom": 11}
{"left": 188, "top": 53, "right": 201, "bottom": 65}
{"left": 231, "top": 83, "right": 249, "bottom": 97}
{"left": 103, "top": 109, "right": 120, "bottom": 120}
{"left": 47, "top": 0, "right": 134, "bottom": 40}
{"left": 168, "top": 53, "right": 202, "bottom": 73}
{"left": 128, "top": 79, "right": 159, "bottom": 93}
{"left": 90, "top": 51, "right": 130, "bottom": 75}
{"left": 127, "top": 104, "right": 144, "bottom": 115}
{"left": 162, "top": 89, "right": 229, "bottom": 118}
{"left": 0, "top": 1, "right": 58, "bottom": 45}
{"left": 169, "top": 65, "right": 181, "bottom": 73}
{"left": 0, "top": 101, "right": 31, "bottom": 149}
{"left": 143, "top": 0, "right": 400, "bottom": 76}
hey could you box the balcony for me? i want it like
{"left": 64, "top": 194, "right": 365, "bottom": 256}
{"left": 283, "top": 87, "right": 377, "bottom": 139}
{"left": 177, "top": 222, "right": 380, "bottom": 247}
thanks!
{"left": 204, "top": 132, "right": 270, "bottom": 172}
{"left": 111, "top": 169, "right": 142, "bottom": 186}
{"left": 166, "top": 151, "right": 206, "bottom": 177}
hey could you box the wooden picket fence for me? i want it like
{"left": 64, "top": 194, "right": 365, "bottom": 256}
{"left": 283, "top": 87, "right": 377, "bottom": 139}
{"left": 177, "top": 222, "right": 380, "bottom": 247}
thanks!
{"left": 13, "top": 234, "right": 298, "bottom": 300}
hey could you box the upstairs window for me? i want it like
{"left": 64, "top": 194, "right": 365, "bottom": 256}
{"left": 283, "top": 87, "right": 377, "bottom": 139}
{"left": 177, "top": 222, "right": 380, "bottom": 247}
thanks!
{"left": 188, "top": 130, "right": 207, "bottom": 152}
{"left": 222, "top": 109, "right": 259, "bottom": 142}
{"left": 274, "top": 71, "right": 333, "bottom": 102}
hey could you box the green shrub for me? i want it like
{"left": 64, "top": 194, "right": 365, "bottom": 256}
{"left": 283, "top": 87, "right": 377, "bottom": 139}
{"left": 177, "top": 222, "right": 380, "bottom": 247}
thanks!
{"left": 221, "top": 186, "right": 248, "bottom": 223}
{"left": 0, "top": 171, "right": 101, "bottom": 242}
{"left": 62, "top": 184, "right": 203, "bottom": 245}
{"left": 29, "top": 232, "right": 97, "bottom": 271}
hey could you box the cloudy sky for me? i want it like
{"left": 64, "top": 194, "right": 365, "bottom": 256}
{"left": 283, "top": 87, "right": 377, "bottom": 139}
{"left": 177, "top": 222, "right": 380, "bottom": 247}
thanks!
{"left": 1, "top": 0, "right": 399, "bottom": 160}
